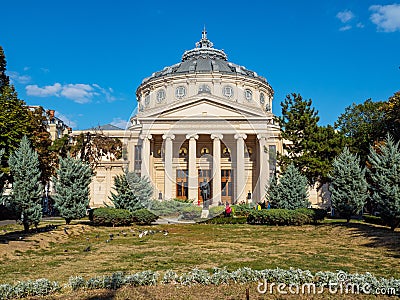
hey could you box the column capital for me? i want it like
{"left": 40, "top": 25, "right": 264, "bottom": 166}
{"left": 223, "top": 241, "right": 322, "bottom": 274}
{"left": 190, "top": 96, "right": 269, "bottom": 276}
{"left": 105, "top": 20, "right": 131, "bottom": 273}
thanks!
{"left": 186, "top": 133, "right": 199, "bottom": 140}
{"left": 257, "top": 134, "right": 268, "bottom": 141}
{"left": 162, "top": 134, "right": 175, "bottom": 140}
{"left": 234, "top": 133, "right": 247, "bottom": 140}
{"left": 140, "top": 134, "right": 152, "bottom": 140}
{"left": 211, "top": 133, "right": 223, "bottom": 140}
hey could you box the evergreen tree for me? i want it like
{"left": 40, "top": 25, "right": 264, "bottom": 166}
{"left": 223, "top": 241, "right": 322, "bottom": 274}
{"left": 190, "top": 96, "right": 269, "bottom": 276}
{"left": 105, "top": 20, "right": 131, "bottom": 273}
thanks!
{"left": 8, "top": 136, "right": 42, "bottom": 232}
{"left": 0, "top": 46, "right": 10, "bottom": 91}
{"left": 53, "top": 154, "right": 92, "bottom": 224}
{"left": 269, "top": 164, "right": 309, "bottom": 209}
{"left": 277, "top": 93, "right": 345, "bottom": 186}
{"left": 367, "top": 134, "right": 400, "bottom": 230}
{"left": 0, "top": 148, "right": 4, "bottom": 194}
{"left": 329, "top": 147, "right": 367, "bottom": 222}
{"left": 110, "top": 171, "right": 153, "bottom": 212}
{"left": 265, "top": 174, "right": 279, "bottom": 207}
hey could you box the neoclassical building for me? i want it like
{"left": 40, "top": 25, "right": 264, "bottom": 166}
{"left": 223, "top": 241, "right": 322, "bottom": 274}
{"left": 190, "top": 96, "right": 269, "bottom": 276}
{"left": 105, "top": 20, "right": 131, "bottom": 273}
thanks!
{"left": 79, "top": 30, "right": 285, "bottom": 207}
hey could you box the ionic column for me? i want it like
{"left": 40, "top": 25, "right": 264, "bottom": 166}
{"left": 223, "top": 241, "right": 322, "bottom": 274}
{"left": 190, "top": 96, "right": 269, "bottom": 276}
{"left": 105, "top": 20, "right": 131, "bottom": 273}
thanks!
{"left": 186, "top": 134, "right": 199, "bottom": 201}
{"left": 162, "top": 134, "right": 175, "bottom": 200}
{"left": 140, "top": 134, "right": 152, "bottom": 178}
{"left": 257, "top": 134, "right": 269, "bottom": 202}
{"left": 211, "top": 133, "right": 223, "bottom": 205}
{"left": 234, "top": 133, "right": 247, "bottom": 203}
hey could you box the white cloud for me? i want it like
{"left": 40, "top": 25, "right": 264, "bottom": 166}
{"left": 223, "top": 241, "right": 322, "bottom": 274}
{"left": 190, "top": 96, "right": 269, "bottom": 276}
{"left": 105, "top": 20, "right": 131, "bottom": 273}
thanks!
{"left": 26, "top": 83, "right": 62, "bottom": 97}
{"left": 337, "top": 10, "right": 354, "bottom": 23}
{"left": 60, "top": 84, "right": 95, "bottom": 104}
{"left": 356, "top": 22, "right": 365, "bottom": 28}
{"left": 111, "top": 117, "right": 131, "bottom": 129}
{"left": 370, "top": 4, "right": 400, "bottom": 32}
{"left": 8, "top": 71, "right": 32, "bottom": 84}
{"left": 339, "top": 25, "right": 352, "bottom": 31}
{"left": 23, "top": 67, "right": 30, "bottom": 71}
{"left": 55, "top": 111, "right": 77, "bottom": 129}
{"left": 26, "top": 82, "right": 116, "bottom": 104}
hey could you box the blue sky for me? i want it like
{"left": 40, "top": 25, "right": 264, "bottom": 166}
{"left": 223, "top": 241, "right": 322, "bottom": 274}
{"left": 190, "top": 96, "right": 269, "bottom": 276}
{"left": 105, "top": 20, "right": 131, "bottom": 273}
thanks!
{"left": 1, "top": 0, "right": 399, "bottom": 129}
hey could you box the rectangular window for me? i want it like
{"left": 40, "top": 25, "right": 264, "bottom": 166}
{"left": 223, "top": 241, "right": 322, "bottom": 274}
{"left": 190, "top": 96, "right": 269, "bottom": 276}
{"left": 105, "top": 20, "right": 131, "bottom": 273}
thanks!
{"left": 134, "top": 145, "right": 142, "bottom": 174}
{"left": 269, "top": 145, "right": 277, "bottom": 178}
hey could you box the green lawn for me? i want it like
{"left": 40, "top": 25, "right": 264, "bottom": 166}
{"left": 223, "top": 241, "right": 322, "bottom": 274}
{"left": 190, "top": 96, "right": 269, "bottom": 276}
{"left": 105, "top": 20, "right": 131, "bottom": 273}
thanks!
{"left": 0, "top": 219, "right": 399, "bottom": 298}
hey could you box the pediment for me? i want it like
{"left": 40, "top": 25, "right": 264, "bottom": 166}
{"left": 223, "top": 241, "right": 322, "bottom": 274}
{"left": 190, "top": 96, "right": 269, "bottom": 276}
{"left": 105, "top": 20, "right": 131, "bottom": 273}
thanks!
{"left": 138, "top": 95, "right": 267, "bottom": 120}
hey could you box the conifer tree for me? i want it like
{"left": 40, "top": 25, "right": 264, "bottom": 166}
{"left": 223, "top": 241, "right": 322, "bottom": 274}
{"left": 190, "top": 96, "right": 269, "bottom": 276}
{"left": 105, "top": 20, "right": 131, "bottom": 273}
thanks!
{"left": 265, "top": 174, "right": 280, "bottom": 207}
{"left": 0, "top": 46, "right": 10, "bottom": 91}
{"left": 53, "top": 155, "right": 92, "bottom": 224}
{"left": 110, "top": 171, "right": 153, "bottom": 212}
{"left": 368, "top": 134, "right": 400, "bottom": 230}
{"left": 0, "top": 148, "right": 4, "bottom": 194}
{"left": 8, "top": 136, "right": 42, "bottom": 232}
{"left": 329, "top": 147, "right": 367, "bottom": 222}
{"left": 269, "top": 164, "right": 309, "bottom": 209}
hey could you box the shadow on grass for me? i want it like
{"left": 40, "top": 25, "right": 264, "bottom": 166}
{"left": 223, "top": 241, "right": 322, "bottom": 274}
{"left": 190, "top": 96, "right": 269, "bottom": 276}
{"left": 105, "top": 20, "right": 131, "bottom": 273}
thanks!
{"left": 0, "top": 223, "right": 58, "bottom": 244}
{"left": 327, "top": 221, "right": 400, "bottom": 256}
{"left": 82, "top": 290, "right": 116, "bottom": 300}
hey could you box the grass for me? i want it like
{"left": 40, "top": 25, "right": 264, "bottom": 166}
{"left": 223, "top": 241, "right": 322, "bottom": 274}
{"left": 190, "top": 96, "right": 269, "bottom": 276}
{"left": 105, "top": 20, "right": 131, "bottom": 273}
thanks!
{"left": 0, "top": 219, "right": 399, "bottom": 299}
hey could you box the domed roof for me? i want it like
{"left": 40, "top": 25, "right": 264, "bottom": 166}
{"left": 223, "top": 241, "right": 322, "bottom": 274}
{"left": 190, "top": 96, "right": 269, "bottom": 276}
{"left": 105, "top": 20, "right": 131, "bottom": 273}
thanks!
{"left": 142, "top": 29, "right": 267, "bottom": 84}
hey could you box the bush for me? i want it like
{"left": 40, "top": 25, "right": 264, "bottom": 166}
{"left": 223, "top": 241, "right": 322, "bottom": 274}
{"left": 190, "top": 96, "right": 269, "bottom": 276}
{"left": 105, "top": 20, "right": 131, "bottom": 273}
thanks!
{"left": 92, "top": 207, "right": 133, "bottom": 227}
{"left": 363, "top": 215, "right": 387, "bottom": 226}
{"left": 247, "top": 208, "right": 326, "bottom": 226}
{"left": 231, "top": 204, "right": 253, "bottom": 217}
{"left": 205, "top": 216, "right": 247, "bottom": 224}
{"left": 209, "top": 206, "right": 225, "bottom": 218}
{"left": 180, "top": 205, "right": 202, "bottom": 220}
{"left": 148, "top": 200, "right": 191, "bottom": 217}
{"left": 131, "top": 209, "right": 158, "bottom": 225}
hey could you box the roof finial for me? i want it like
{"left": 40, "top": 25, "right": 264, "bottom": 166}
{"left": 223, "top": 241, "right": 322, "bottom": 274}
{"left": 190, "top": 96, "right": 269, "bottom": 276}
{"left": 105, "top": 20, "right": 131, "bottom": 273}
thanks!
{"left": 202, "top": 25, "right": 207, "bottom": 40}
{"left": 196, "top": 26, "right": 213, "bottom": 48}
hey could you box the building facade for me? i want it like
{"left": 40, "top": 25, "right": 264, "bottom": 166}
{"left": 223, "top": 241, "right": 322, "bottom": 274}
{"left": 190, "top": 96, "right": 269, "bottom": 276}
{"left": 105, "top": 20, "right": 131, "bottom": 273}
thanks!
{"left": 80, "top": 30, "right": 285, "bottom": 207}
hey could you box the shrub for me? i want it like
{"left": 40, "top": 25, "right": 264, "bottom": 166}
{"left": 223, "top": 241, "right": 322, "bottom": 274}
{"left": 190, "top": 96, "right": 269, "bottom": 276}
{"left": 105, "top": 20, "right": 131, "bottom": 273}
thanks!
{"left": 205, "top": 216, "right": 247, "bottom": 224}
{"left": 131, "top": 209, "right": 158, "bottom": 225}
{"left": 92, "top": 207, "right": 133, "bottom": 227}
{"left": 180, "top": 205, "right": 202, "bottom": 220}
{"left": 209, "top": 206, "right": 225, "bottom": 218}
{"left": 148, "top": 200, "right": 191, "bottom": 217}
{"left": 231, "top": 204, "right": 253, "bottom": 217}
{"left": 247, "top": 208, "right": 326, "bottom": 226}
{"left": 363, "top": 215, "right": 387, "bottom": 226}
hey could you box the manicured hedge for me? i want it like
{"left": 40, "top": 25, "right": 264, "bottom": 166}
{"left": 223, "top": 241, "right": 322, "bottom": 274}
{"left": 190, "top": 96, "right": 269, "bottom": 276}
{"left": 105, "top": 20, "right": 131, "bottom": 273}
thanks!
{"left": 147, "top": 200, "right": 191, "bottom": 217}
{"left": 92, "top": 208, "right": 133, "bottom": 226}
{"left": 247, "top": 208, "right": 326, "bottom": 226}
{"left": 231, "top": 204, "right": 253, "bottom": 217}
{"left": 131, "top": 209, "right": 158, "bottom": 225}
{"left": 363, "top": 215, "right": 387, "bottom": 226}
{"left": 209, "top": 206, "right": 225, "bottom": 218}
{"left": 180, "top": 206, "right": 202, "bottom": 220}
{"left": 205, "top": 216, "right": 247, "bottom": 224}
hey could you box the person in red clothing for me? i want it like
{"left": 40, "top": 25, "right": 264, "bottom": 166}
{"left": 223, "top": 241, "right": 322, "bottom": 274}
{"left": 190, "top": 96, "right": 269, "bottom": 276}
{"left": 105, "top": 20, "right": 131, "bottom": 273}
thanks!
{"left": 225, "top": 202, "right": 232, "bottom": 217}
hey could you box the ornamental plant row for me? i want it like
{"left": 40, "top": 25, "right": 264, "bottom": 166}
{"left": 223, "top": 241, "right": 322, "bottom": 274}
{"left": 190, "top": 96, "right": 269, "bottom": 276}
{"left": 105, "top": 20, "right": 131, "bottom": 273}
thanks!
{"left": 1, "top": 267, "right": 399, "bottom": 299}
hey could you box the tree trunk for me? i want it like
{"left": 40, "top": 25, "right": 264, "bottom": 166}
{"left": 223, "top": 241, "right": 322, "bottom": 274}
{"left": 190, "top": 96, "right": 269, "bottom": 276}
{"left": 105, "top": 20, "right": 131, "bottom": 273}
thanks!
{"left": 23, "top": 222, "right": 29, "bottom": 233}
{"left": 346, "top": 217, "right": 351, "bottom": 223}
{"left": 65, "top": 218, "right": 71, "bottom": 225}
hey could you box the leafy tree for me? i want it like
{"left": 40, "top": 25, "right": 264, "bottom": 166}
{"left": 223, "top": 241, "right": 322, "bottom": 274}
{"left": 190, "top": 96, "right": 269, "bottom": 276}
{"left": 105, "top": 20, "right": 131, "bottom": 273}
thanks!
{"left": 27, "top": 107, "right": 55, "bottom": 185}
{"left": 367, "top": 134, "right": 400, "bottom": 231}
{"left": 110, "top": 171, "right": 153, "bottom": 212}
{"left": 8, "top": 136, "right": 42, "bottom": 232}
{"left": 53, "top": 154, "right": 92, "bottom": 224}
{"left": 329, "top": 147, "right": 367, "bottom": 222}
{"left": 0, "top": 46, "right": 10, "bottom": 91}
{"left": 277, "top": 93, "right": 345, "bottom": 186}
{"left": 335, "top": 99, "right": 385, "bottom": 163}
{"left": 0, "top": 85, "right": 31, "bottom": 168}
{"left": 71, "top": 131, "right": 122, "bottom": 169}
{"left": 381, "top": 91, "right": 400, "bottom": 143}
{"left": 269, "top": 164, "right": 309, "bottom": 209}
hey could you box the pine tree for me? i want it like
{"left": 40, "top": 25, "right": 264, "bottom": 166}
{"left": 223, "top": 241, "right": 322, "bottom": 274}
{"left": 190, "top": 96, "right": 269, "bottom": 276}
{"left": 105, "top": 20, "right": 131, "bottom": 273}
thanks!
{"left": 265, "top": 174, "right": 280, "bottom": 208}
{"left": 8, "top": 136, "right": 42, "bottom": 232}
{"left": 0, "top": 148, "right": 4, "bottom": 194}
{"left": 367, "top": 134, "right": 400, "bottom": 230}
{"left": 53, "top": 154, "right": 92, "bottom": 224}
{"left": 329, "top": 147, "right": 367, "bottom": 222}
{"left": 110, "top": 171, "right": 153, "bottom": 212}
{"left": 0, "top": 46, "right": 10, "bottom": 91}
{"left": 270, "top": 164, "right": 309, "bottom": 209}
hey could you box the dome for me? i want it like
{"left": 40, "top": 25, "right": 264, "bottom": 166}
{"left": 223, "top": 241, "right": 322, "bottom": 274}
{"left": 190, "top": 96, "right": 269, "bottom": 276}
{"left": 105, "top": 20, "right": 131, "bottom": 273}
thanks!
{"left": 142, "top": 29, "right": 267, "bottom": 84}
